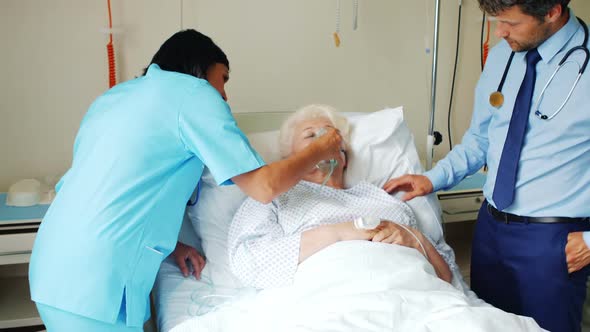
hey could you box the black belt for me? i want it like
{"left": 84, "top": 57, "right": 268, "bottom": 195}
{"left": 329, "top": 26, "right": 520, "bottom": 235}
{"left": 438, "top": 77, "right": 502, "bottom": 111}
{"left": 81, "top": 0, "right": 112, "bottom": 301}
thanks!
{"left": 486, "top": 203, "right": 589, "bottom": 224}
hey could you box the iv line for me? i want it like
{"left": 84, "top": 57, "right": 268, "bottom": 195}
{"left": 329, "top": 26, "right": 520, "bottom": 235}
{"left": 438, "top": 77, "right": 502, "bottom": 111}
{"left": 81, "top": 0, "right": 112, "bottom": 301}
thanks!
{"left": 314, "top": 127, "right": 338, "bottom": 186}
{"left": 396, "top": 223, "right": 428, "bottom": 259}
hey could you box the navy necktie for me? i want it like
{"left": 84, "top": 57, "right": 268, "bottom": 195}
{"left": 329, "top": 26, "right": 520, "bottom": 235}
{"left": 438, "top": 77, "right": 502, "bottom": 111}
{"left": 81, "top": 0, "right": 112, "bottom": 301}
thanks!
{"left": 493, "top": 49, "right": 542, "bottom": 210}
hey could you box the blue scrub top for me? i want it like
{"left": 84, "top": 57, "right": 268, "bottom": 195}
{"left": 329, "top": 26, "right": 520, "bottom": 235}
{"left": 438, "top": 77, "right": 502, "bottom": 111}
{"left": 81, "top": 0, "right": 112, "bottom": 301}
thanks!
{"left": 29, "top": 64, "right": 265, "bottom": 327}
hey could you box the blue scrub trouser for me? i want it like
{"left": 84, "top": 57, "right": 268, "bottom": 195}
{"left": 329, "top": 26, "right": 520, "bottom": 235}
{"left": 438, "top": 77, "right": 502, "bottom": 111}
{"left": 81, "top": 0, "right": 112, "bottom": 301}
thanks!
{"left": 470, "top": 201, "right": 590, "bottom": 332}
{"left": 36, "top": 300, "right": 143, "bottom": 332}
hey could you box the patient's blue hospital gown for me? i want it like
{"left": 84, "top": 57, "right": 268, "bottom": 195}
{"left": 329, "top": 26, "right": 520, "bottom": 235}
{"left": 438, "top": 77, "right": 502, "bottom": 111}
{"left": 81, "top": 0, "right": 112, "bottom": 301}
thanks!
{"left": 228, "top": 180, "right": 458, "bottom": 289}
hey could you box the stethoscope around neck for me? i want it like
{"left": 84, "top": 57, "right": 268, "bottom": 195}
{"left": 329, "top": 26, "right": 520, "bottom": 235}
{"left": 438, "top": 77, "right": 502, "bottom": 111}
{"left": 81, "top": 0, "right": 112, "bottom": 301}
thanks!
{"left": 489, "top": 17, "right": 589, "bottom": 120}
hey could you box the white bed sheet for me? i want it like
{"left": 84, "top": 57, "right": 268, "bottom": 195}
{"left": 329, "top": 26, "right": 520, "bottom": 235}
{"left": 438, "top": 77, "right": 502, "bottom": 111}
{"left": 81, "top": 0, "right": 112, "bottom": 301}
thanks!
{"left": 153, "top": 233, "right": 541, "bottom": 332}
{"left": 154, "top": 256, "right": 251, "bottom": 332}
{"left": 160, "top": 241, "right": 544, "bottom": 332}
{"left": 154, "top": 211, "right": 477, "bottom": 332}
{"left": 153, "top": 257, "right": 196, "bottom": 332}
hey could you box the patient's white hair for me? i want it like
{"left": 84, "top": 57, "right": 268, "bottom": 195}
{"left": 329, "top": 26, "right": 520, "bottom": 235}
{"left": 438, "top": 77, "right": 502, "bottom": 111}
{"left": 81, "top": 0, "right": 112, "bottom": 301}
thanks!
{"left": 279, "top": 104, "right": 350, "bottom": 158}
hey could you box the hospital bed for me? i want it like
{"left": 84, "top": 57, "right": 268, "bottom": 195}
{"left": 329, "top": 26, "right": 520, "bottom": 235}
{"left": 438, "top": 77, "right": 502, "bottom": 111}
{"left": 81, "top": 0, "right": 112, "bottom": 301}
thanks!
{"left": 152, "top": 108, "right": 544, "bottom": 332}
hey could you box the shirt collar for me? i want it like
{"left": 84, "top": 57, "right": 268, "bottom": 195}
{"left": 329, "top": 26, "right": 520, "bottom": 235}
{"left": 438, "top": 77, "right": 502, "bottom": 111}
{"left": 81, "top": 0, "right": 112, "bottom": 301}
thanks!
{"left": 145, "top": 63, "right": 162, "bottom": 76}
{"left": 538, "top": 8, "right": 581, "bottom": 64}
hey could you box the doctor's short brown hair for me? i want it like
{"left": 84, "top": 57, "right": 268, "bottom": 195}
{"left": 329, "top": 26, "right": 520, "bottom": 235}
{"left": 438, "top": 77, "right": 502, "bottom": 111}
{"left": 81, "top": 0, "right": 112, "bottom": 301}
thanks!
{"left": 477, "top": 0, "right": 570, "bottom": 21}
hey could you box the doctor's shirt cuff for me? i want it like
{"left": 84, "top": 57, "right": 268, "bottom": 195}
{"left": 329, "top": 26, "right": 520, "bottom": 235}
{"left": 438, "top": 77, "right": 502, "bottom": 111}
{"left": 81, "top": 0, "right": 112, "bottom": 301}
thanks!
{"left": 424, "top": 166, "right": 449, "bottom": 193}
{"left": 583, "top": 232, "right": 590, "bottom": 249}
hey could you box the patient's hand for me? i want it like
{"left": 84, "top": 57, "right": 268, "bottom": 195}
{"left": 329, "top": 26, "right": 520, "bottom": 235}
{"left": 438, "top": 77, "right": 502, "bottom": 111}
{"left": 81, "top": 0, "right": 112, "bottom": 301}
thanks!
{"left": 371, "top": 221, "right": 423, "bottom": 252}
{"left": 172, "top": 241, "right": 206, "bottom": 279}
{"left": 372, "top": 221, "right": 452, "bottom": 283}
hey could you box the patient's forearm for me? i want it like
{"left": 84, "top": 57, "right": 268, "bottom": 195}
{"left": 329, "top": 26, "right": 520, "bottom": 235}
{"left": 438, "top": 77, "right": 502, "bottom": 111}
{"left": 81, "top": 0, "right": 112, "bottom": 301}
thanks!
{"left": 421, "top": 236, "right": 452, "bottom": 283}
{"left": 299, "top": 222, "right": 372, "bottom": 263}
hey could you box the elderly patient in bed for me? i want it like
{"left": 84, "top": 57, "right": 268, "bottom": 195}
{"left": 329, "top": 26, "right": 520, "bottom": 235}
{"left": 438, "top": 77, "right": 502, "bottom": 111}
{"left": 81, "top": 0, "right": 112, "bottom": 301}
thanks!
{"left": 228, "top": 104, "right": 453, "bottom": 290}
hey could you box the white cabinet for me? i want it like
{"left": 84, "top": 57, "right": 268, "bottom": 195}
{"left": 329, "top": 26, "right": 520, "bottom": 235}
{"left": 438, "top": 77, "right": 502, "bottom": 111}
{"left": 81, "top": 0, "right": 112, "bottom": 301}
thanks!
{"left": 436, "top": 172, "right": 486, "bottom": 224}
{"left": 0, "top": 193, "right": 46, "bottom": 329}
{"left": 0, "top": 224, "right": 43, "bottom": 329}
{"left": 438, "top": 190, "right": 484, "bottom": 223}
{"left": 0, "top": 269, "right": 43, "bottom": 329}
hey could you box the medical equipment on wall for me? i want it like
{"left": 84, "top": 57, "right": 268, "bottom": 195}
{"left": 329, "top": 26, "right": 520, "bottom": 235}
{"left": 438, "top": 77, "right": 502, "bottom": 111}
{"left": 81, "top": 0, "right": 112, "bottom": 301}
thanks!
{"left": 333, "top": 0, "right": 359, "bottom": 47}
{"left": 106, "top": 0, "right": 117, "bottom": 88}
{"left": 446, "top": 0, "right": 463, "bottom": 151}
{"left": 481, "top": 13, "right": 491, "bottom": 69}
{"left": 334, "top": 0, "right": 341, "bottom": 47}
{"left": 489, "top": 17, "right": 589, "bottom": 121}
{"left": 425, "top": 0, "right": 444, "bottom": 170}
{"left": 352, "top": 0, "right": 358, "bottom": 31}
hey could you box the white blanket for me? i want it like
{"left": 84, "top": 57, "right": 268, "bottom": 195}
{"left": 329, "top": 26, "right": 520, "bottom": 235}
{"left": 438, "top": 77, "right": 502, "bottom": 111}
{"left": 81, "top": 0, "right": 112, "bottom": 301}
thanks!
{"left": 171, "top": 241, "right": 545, "bottom": 332}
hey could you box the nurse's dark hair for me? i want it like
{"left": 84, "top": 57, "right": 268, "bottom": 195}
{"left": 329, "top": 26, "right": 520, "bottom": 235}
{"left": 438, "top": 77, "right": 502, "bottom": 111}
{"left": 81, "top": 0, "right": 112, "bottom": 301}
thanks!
{"left": 477, "top": 0, "right": 570, "bottom": 21}
{"left": 142, "top": 29, "right": 229, "bottom": 79}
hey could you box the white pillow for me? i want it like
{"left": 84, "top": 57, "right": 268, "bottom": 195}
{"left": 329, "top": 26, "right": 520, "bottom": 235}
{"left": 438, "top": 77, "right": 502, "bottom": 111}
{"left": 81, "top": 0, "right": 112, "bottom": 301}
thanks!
{"left": 345, "top": 107, "right": 444, "bottom": 240}
{"left": 184, "top": 107, "right": 443, "bottom": 287}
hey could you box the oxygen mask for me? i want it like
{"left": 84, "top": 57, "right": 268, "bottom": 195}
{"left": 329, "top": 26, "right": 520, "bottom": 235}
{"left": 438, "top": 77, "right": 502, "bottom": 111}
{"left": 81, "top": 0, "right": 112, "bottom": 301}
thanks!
{"left": 314, "top": 127, "right": 339, "bottom": 186}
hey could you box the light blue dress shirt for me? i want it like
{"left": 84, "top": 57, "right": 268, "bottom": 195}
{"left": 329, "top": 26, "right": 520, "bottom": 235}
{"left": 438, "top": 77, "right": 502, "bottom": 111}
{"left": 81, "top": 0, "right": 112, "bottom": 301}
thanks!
{"left": 426, "top": 13, "right": 590, "bottom": 219}
{"left": 29, "top": 64, "right": 265, "bottom": 327}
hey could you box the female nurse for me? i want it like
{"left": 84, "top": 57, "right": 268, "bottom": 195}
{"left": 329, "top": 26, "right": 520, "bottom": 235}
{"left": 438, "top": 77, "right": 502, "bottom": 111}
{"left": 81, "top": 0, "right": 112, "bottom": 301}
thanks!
{"left": 28, "top": 29, "right": 342, "bottom": 331}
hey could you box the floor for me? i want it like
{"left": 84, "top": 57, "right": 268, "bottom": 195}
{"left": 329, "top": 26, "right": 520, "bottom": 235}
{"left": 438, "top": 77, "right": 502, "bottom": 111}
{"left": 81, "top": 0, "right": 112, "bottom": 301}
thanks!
{"left": 144, "top": 315, "right": 157, "bottom": 332}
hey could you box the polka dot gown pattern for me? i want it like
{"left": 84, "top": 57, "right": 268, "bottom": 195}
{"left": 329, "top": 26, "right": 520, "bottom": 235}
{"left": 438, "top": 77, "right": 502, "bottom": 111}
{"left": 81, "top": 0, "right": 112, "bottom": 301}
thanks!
{"left": 228, "top": 181, "right": 457, "bottom": 289}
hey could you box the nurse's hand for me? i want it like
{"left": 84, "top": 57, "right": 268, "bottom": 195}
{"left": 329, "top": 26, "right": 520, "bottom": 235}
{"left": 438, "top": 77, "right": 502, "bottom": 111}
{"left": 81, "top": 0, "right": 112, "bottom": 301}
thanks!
{"left": 565, "top": 232, "right": 590, "bottom": 273}
{"left": 309, "top": 127, "right": 343, "bottom": 162}
{"left": 172, "top": 241, "right": 206, "bottom": 279}
{"left": 382, "top": 174, "right": 433, "bottom": 201}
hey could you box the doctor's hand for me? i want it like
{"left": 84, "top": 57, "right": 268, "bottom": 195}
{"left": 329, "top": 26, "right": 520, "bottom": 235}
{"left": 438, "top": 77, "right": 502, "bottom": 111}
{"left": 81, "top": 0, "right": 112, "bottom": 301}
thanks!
{"left": 382, "top": 174, "right": 433, "bottom": 201}
{"left": 565, "top": 232, "right": 590, "bottom": 274}
{"left": 172, "top": 241, "right": 206, "bottom": 279}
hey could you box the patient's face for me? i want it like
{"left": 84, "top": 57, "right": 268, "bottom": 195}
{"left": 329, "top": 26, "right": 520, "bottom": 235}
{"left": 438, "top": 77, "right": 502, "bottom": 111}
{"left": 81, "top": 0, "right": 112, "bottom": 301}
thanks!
{"left": 291, "top": 117, "right": 347, "bottom": 188}
{"left": 291, "top": 117, "right": 336, "bottom": 154}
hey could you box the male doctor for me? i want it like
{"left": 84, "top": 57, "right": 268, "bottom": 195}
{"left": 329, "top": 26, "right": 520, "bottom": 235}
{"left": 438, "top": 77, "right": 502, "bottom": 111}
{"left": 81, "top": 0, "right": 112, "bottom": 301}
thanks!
{"left": 384, "top": 1, "right": 590, "bottom": 331}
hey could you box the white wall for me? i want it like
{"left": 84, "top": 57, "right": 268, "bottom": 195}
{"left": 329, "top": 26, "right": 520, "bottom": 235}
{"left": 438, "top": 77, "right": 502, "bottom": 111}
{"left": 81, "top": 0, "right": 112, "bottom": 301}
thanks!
{"left": 0, "top": 0, "right": 180, "bottom": 191}
{"left": 1, "top": 0, "right": 589, "bottom": 191}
